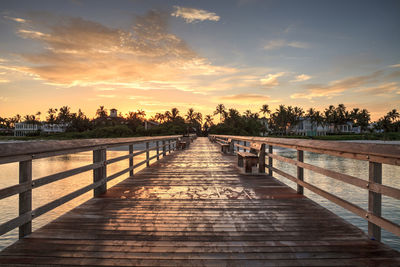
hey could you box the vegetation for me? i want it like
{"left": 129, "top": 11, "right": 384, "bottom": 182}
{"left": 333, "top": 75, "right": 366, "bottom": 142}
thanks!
{"left": 0, "top": 103, "right": 399, "bottom": 140}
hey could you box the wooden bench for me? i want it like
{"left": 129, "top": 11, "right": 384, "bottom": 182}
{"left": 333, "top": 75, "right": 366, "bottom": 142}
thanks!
{"left": 216, "top": 138, "right": 232, "bottom": 154}
{"left": 237, "top": 142, "right": 265, "bottom": 173}
{"left": 178, "top": 137, "right": 191, "bottom": 150}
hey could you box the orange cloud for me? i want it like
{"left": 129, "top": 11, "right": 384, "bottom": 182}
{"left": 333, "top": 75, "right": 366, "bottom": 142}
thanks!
{"left": 10, "top": 11, "right": 231, "bottom": 89}
{"left": 290, "top": 71, "right": 384, "bottom": 99}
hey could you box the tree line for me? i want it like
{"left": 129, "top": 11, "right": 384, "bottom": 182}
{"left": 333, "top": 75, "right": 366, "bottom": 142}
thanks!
{"left": 0, "top": 104, "right": 399, "bottom": 137}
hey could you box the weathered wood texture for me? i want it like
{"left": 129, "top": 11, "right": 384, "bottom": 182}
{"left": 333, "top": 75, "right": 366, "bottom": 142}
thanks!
{"left": 0, "top": 138, "right": 399, "bottom": 266}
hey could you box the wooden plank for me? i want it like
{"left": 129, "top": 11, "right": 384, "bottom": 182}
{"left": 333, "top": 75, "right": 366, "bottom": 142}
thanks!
{"left": 146, "top": 142, "right": 150, "bottom": 167}
{"left": 0, "top": 181, "right": 31, "bottom": 201}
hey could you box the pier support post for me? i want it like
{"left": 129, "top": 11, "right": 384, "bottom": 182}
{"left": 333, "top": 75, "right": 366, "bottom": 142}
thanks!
{"left": 93, "top": 148, "right": 107, "bottom": 197}
{"left": 19, "top": 160, "right": 32, "bottom": 239}
{"left": 368, "top": 161, "right": 382, "bottom": 241}
{"left": 258, "top": 144, "right": 266, "bottom": 173}
{"left": 268, "top": 145, "right": 273, "bottom": 176}
{"left": 146, "top": 142, "right": 150, "bottom": 167}
{"left": 297, "top": 150, "right": 304, "bottom": 194}
{"left": 156, "top": 141, "right": 159, "bottom": 160}
{"left": 129, "top": 145, "right": 134, "bottom": 176}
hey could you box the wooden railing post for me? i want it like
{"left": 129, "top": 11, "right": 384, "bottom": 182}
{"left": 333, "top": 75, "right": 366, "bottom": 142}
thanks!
{"left": 19, "top": 160, "right": 32, "bottom": 239}
{"left": 168, "top": 140, "right": 171, "bottom": 154}
{"left": 156, "top": 141, "right": 160, "bottom": 160}
{"left": 297, "top": 150, "right": 304, "bottom": 194}
{"left": 268, "top": 145, "right": 273, "bottom": 176}
{"left": 368, "top": 161, "right": 382, "bottom": 241}
{"left": 259, "top": 144, "right": 266, "bottom": 173}
{"left": 243, "top": 141, "right": 247, "bottom": 152}
{"left": 162, "top": 140, "right": 166, "bottom": 156}
{"left": 146, "top": 142, "right": 150, "bottom": 167}
{"left": 93, "top": 148, "right": 107, "bottom": 197}
{"left": 229, "top": 140, "right": 234, "bottom": 154}
{"left": 129, "top": 145, "right": 134, "bottom": 176}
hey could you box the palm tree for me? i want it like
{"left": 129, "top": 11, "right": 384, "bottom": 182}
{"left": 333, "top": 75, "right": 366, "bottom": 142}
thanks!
{"left": 213, "top": 104, "right": 226, "bottom": 123}
{"left": 244, "top": 110, "right": 252, "bottom": 118}
{"left": 387, "top": 109, "right": 399, "bottom": 122}
{"left": 171, "top": 108, "right": 179, "bottom": 120}
{"left": 164, "top": 111, "right": 172, "bottom": 121}
{"left": 186, "top": 108, "right": 196, "bottom": 123}
{"left": 47, "top": 108, "right": 57, "bottom": 124}
{"left": 260, "top": 104, "right": 271, "bottom": 118}
{"left": 57, "top": 106, "right": 72, "bottom": 123}
{"left": 205, "top": 115, "right": 213, "bottom": 127}
{"left": 36, "top": 111, "right": 41, "bottom": 122}
{"left": 195, "top": 112, "right": 202, "bottom": 125}
{"left": 96, "top": 106, "right": 107, "bottom": 118}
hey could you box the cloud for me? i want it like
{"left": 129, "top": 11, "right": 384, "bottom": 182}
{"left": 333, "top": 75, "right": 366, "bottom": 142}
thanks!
{"left": 291, "top": 74, "right": 311, "bottom": 82}
{"left": 260, "top": 72, "right": 285, "bottom": 86}
{"left": 263, "top": 39, "right": 309, "bottom": 50}
{"left": 0, "top": 96, "right": 8, "bottom": 102}
{"left": 218, "top": 93, "right": 271, "bottom": 103}
{"left": 290, "top": 71, "right": 384, "bottom": 99}
{"left": 4, "top": 16, "right": 27, "bottom": 23}
{"left": 171, "top": 6, "right": 220, "bottom": 23}
{"left": 6, "top": 11, "right": 233, "bottom": 88}
{"left": 0, "top": 78, "right": 10, "bottom": 83}
{"left": 356, "top": 82, "right": 399, "bottom": 96}
{"left": 389, "top": 63, "right": 400, "bottom": 68}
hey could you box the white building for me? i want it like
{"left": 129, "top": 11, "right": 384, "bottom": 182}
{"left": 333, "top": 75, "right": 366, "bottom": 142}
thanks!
{"left": 293, "top": 118, "right": 328, "bottom": 136}
{"left": 110, "top": 108, "right": 118, "bottom": 118}
{"left": 144, "top": 120, "right": 159, "bottom": 130}
{"left": 14, "top": 122, "right": 68, "bottom": 136}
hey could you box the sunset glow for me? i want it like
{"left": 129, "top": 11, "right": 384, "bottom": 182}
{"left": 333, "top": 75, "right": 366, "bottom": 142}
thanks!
{"left": 0, "top": 0, "right": 399, "bottom": 120}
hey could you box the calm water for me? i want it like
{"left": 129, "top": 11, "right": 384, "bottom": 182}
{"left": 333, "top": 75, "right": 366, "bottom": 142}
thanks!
{"left": 0, "top": 142, "right": 399, "bottom": 252}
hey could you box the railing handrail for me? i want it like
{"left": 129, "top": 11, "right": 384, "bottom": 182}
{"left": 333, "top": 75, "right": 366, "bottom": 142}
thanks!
{"left": 0, "top": 135, "right": 181, "bottom": 164}
{"left": 211, "top": 134, "right": 400, "bottom": 165}
{"left": 0, "top": 135, "right": 185, "bottom": 240}
{"left": 210, "top": 134, "right": 400, "bottom": 243}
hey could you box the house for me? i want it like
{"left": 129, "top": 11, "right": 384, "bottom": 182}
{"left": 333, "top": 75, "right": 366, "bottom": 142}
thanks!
{"left": 14, "top": 123, "right": 41, "bottom": 136}
{"left": 293, "top": 117, "right": 328, "bottom": 136}
{"left": 259, "top": 118, "right": 270, "bottom": 136}
{"left": 110, "top": 108, "right": 118, "bottom": 118}
{"left": 144, "top": 120, "right": 159, "bottom": 130}
{"left": 14, "top": 122, "right": 68, "bottom": 136}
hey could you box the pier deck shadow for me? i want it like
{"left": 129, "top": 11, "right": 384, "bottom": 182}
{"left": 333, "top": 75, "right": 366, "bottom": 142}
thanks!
{"left": 0, "top": 137, "right": 399, "bottom": 266}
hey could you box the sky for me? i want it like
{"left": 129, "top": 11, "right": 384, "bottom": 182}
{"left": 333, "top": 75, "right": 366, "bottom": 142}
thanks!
{"left": 0, "top": 0, "right": 399, "bottom": 121}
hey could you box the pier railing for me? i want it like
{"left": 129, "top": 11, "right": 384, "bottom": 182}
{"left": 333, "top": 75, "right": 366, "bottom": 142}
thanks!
{"left": 0, "top": 135, "right": 182, "bottom": 239}
{"left": 211, "top": 134, "right": 400, "bottom": 242}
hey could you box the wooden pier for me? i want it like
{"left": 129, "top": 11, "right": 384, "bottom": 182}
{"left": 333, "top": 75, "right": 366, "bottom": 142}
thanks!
{"left": 0, "top": 137, "right": 400, "bottom": 266}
